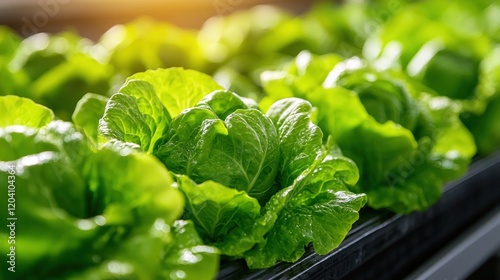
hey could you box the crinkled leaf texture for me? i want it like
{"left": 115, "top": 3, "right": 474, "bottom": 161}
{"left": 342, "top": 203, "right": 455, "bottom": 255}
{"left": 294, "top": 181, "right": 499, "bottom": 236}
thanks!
{"left": 242, "top": 97, "right": 365, "bottom": 268}
{"left": 177, "top": 176, "right": 262, "bottom": 256}
{"left": 155, "top": 90, "right": 280, "bottom": 204}
{"left": 99, "top": 79, "right": 171, "bottom": 153}
{"left": 98, "top": 68, "right": 223, "bottom": 153}
{"left": 266, "top": 97, "right": 323, "bottom": 188}
{"left": 173, "top": 97, "right": 365, "bottom": 267}
{"left": 244, "top": 152, "right": 366, "bottom": 269}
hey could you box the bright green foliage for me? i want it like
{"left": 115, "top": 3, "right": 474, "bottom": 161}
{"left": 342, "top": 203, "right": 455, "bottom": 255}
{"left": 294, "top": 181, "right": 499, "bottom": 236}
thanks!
{"left": 5, "top": 32, "right": 112, "bottom": 120}
{"left": 98, "top": 18, "right": 207, "bottom": 77}
{"left": 163, "top": 220, "right": 220, "bottom": 280}
{"left": 72, "top": 93, "right": 109, "bottom": 146}
{"left": 259, "top": 51, "right": 342, "bottom": 110}
{"left": 461, "top": 47, "right": 500, "bottom": 155}
{"left": 0, "top": 106, "right": 218, "bottom": 279}
{"left": 0, "top": 95, "right": 54, "bottom": 128}
{"left": 177, "top": 176, "right": 262, "bottom": 256}
{"left": 244, "top": 145, "right": 366, "bottom": 268}
{"left": 155, "top": 91, "right": 280, "bottom": 203}
{"left": 97, "top": 68, "right": 365, "bottom": 268}
{"left": 0, "top": 26, "right": 20, "bottom": 59}
{"left": 129, "top": 68, "right": 223, "bottom": 118}
{"left": 99, "top": 79, "right": 171, "bottom": 153}
{"left": 1, "top": 0, "right": 495, "bottom": 274}
{"left": 261, "top": 54, "right": 476, "bottom": 213}
{"left": 364, "top": 4, "right": 490, "bottom": 107}
{"left": 463, "top": 97, "right": 500, "bottom": 156}
{"left": 265, "top": 98, "right": 323, "bottom": 188}
{"left": 364, "top": 0, "right": 500, "bottom": 154}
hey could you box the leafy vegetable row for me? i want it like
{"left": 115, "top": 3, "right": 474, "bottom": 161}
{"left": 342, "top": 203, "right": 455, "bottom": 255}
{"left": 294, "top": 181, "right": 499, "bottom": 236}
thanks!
{"left": 1, "top": 0, "right": 498, "bottom": 154}
{"left": 1, "top": 0, "right": 499, "bottom": 278}
{"left": 0, "top": 62, "right": 481, "bottom": 277}
{"left": 1, "top": 68, "right": 367, "bottom": 278}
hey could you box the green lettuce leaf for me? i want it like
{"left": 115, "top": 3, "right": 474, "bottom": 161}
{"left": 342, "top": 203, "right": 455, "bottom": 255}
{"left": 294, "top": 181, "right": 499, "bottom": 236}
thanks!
{"left": 99, "top": 68, "right": 223, "bottom": 152}
{"left": 84, "top": 146, "right": 184, "bottom": 225}
{"left": 99, "top": 79, "right": 171, "bottom": 152}
{"left": 98, "top": 18, "right": 207, "bottom": 77}
{"left": 72, "top": 93, "right": 108, "bottom": 146}
{"left": 58, "top": 221, "right": 173, "bottom": 280}
{"left": 0, "top": 95, "right": 54, "bottom": 128}
{"left": 128, "top": 68, "right": 223, "bottom": 118}
{"left": 0, "top": 116, "right": 219, "bottom": 279}
{"left": 56, "top": 220, "right": 220, "bottom": 280}
{"left": 322, "top": 64, "right": 475, "bottom": 212}
{"left": 163, "top": 220, "right": 220, "bottom": 280}
{"left": 177, "top": 176, "right": 261, "bottom": 256}
{"left": 0, "top": 122, "right": 94, "bottom": 278}
{"left": 244, "top": 150, "right": 366, "bottom": 268}
{"left": 8, "top": 32, "right": 112, "bottom": 120}
{"left": 261, "top": 55, "right": 475, "bottom": 213}
{"left": 0, "top": 26, "right": 21, "bottom": 59}
{"left": 155, "top": 90, "right": 280, "bottom": 203}
{"left": 99, "top": 70, "right": 279, "bottom": 203}
{"left": 198, "top": 6, "right": 292, "bottom": 64}
{"left": 265, "top": 97, "right": 323, "bottom": 188}
{"left": 260, "top": 51, "right": 342, "bottom": 110}
{"left": 463, "top": 97, "right": 500, "bottom": 155}
{"left": 171, "top": 95, "right": 365, "bottom": 266}
{"left": 177, "top": 153, "right": 366, "bottom": 267}
{"left": 0, "top": 28, "right": 28, "bottom": 97}
{"left": 245, "top": 190, "right": 366, "bottom": 268}
{"left": 97, "top": 68, "right": 365, "bottom": 269}
{"left": 364, "top": 1, "right": 492, "bottom": 114}
{"left": 461, "top": 47, "right": 500, "bottom": 155}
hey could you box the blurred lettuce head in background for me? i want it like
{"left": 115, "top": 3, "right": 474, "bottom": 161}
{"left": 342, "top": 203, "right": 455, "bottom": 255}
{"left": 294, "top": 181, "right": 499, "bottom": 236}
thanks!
{"left": 3, "top": 31, "right": 112, "bottom": 120}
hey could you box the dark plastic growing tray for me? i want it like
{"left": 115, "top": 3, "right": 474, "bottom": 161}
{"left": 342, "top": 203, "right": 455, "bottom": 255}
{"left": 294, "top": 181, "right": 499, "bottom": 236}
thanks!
{"left": 217, "top": 151, "right": 500, "bottom": 280}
